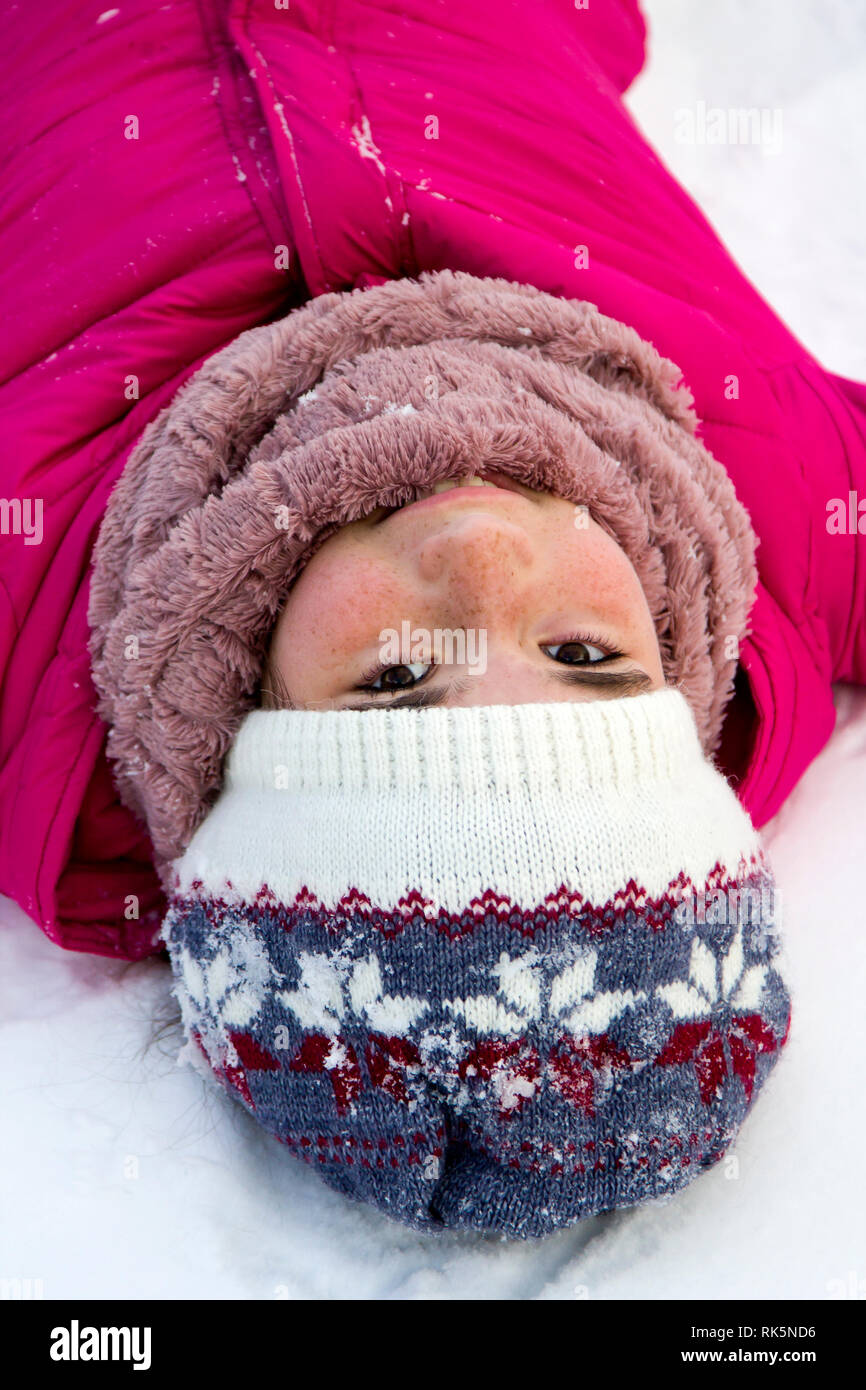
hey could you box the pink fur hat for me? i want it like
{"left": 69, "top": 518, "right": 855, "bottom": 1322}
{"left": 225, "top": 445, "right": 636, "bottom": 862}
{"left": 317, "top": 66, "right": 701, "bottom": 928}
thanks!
{"left": 87, "top": 269, "right": 758, "bottom": 878}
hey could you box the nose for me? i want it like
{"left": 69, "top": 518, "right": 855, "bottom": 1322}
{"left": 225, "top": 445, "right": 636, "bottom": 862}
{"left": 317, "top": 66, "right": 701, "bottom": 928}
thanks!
{"left": 415, "top": 514, "right": 535, "bottom": 609}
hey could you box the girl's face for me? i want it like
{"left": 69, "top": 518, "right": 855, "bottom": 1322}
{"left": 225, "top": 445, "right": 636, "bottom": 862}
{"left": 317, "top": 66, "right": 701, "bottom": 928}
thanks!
{"left": 264, "top": 473, "right": 666, "bottom": 710}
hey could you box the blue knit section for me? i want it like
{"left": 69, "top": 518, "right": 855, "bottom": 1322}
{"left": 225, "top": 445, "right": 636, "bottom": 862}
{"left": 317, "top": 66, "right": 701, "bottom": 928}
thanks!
{"left": 163, "top": 873, "right": 789, "bottom": 1239}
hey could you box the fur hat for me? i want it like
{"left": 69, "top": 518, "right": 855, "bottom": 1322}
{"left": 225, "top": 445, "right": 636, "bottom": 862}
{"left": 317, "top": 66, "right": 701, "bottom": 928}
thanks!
{"left": 87, "top": 270, "right": 758, "bottom": 877}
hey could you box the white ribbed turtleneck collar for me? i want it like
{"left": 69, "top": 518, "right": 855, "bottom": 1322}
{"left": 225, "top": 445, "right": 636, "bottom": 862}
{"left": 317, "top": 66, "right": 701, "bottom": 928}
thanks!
{"left": 224, "top": 686, "right": 703, "bottom": 797}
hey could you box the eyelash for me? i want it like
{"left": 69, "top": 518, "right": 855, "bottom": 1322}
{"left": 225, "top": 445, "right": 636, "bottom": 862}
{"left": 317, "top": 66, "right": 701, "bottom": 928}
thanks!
{"left": 356, "top": 631, "right": 624, "bottom": 692}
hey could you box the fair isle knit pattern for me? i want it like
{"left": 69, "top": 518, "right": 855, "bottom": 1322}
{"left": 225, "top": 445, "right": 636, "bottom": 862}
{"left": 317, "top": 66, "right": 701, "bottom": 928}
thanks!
{"left": 162, "top": 689, "right": 791, "bottom": 1239}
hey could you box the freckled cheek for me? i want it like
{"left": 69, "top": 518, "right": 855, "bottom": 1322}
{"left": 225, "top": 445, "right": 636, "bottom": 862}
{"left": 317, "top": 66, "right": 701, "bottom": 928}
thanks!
{"left": 272, "top": 553, "right": 408, "bottom": 690}
{"left": 547, "top": 529, "right": 663, "bottom": 674}
{"left": 548, "top": 530, "right": 645, "bottom": 619}
{"left": 560, "top": 528, "right": 665, "bottom": 675}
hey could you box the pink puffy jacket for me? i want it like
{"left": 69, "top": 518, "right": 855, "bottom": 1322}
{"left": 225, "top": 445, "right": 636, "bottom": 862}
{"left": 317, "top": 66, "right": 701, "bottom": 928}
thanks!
{"left": 2, "top": 0, "right": 864, "bottom": 959}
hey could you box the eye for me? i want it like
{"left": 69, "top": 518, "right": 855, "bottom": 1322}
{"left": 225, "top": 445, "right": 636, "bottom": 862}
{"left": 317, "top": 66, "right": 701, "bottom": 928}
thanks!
{"left": 541, "top": 636, "right": 619, "bottom": 665}
{"left": 361, "top": 660, "right": 432, "bottom": 692}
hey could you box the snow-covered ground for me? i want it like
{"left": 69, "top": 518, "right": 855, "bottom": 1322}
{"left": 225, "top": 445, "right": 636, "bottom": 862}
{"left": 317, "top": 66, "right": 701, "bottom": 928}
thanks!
{"left": 627, "top": 0, "right": 866, "bottom": 379}
{"left": 1, "top": 1, "right": 864, "bottom": 1299}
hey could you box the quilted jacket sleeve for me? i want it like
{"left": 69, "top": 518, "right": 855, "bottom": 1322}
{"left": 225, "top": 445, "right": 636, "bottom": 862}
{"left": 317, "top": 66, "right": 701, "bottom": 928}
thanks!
{"left": 763, "top": 360, "right": 866, "bottom": 688}
{"left": 0, "top": 0, "right": 302, "bottom": 957}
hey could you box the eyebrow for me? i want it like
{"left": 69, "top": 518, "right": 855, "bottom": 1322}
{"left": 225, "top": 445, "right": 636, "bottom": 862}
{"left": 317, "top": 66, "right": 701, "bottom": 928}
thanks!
{"left": 546, "top": 667, "right": 655, "bottom": 696}
{"left": 336, "top": 667, "right": 654, "bottom": 711}
{"left": 337, "top": 681, "right": 465, "bottom": 712}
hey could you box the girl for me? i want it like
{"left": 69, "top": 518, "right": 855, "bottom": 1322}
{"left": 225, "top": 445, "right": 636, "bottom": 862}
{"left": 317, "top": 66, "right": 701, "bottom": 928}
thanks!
{"left": 1, "top": 1, "right": 862, "bottom": 1235}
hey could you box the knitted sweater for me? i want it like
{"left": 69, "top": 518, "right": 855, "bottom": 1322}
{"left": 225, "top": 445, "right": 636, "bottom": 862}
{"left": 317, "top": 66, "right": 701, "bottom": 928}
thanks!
{"left": 163, "top": 688, "right": 790, "bottom": 1238}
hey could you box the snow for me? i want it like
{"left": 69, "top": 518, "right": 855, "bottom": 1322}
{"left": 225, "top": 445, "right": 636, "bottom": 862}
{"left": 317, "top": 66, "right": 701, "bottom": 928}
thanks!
{"left": 626, "top": 0, "right": 866, "bottom": 377}
{"left": 1, "top": 0, "right": 864, "bottom": 1299}
{"left": 349, "top": 115, "right": 388, "bottom": 179}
